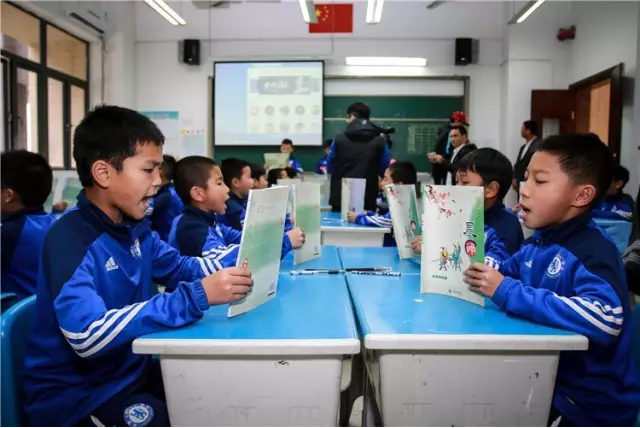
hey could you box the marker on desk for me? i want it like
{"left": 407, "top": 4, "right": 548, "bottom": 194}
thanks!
{"left": 348, "top": 270, "right": 401, "bottom": 277}
{"left": 290, "top": 269, "right": 343, "bottom": 275}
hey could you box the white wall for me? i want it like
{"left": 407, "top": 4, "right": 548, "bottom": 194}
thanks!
{"left": 570, "top": 0, "right": 639, "bottom": 195}
{"left": 134, "top": 1, "right": 505, "bottom": 153}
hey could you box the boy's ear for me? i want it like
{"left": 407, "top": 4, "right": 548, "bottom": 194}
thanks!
{"left": 615, "top": 179, "right": 625, "bottom": 190}
{"left": 484, "top": 181, "right": 499, "bottom": 199}
{"left": 91, "top": 160, "right": 112, "bottom": 189}
{"left": 573, "top": 184, "right": 597, "bottom": 208}
{"left": 2, "top": 188, "right": 15, "bottom": 204}
{"left": 231, "top": 177, "right": 240, "bottom": 188}
{"left": 189, "top": 186, "right": 207, "bottom": 203}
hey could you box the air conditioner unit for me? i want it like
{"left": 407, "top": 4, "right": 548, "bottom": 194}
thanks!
{"left": 63, "top": 1, "right": 107, "bottom": 34}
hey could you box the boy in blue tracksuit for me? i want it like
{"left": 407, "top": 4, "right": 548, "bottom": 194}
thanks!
{"left": 1, "top": 150, "right": 58, "bottom": 299}
{"left": 149, "top": 154, "right": 184, "bottom": 241}
{"left": 464, "top": 134, "right": 640, "bottom": 426}
{"left": 168, "top": 156, "right": 305, "bottom": 266}
{"left": 593, "top": 164, "right": 634, "bottom": 221}
{"left": 281, "top": 138, "right": 304, "bottom": 173}
{"left": 411, "top": 149, "right": 519, "bottom": 267}
{"left": 217, "top": 157, "right": 253, "bottom": 231}
{"left": 315, "top": 139, "right": 332, "bottom": 174}
{"left": 455, "top": 148, "right": 524, "bottom": 267}
{"left": 348, "top": 161, "right": 416, "bottom": 247}
{"left": 22, "top": 105, "right": 253, "bottom": 427}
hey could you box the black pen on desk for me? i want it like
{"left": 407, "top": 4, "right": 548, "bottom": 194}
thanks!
{"left": 290, "top": 269, "right": 343, "bottom": 275}
{"left": 344, "top": 267, "right": 392, "bottom": 272}
{"left": 349, "top": 270, "right": 401, "bottom": 277}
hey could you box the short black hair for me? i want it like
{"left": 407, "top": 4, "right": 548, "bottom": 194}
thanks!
{"left": 523, "top": 120, "right": 538, "bottom": 135}
{"left": 347, "top": 102, "right": 371, "bottom": 120}
{"left": 281, "top": 139, "right": 293, "bottom": 146}
{"left": 162, "top": 154, "right": 177, "bottom": 182}
{"left": 174, "top": 156, "right": 217, "bottom": 204}
{"left": 1, "top": 150, "right": 53, "bottom": 208}
{"left": 267, "top": 168, "right": 284, "bottom": 187}
{"left": 285, "top": 167, "right": 298, "bottom": 179}
{"left": 388, "top": 161, "right": 417, "bottom": 185}
{"left": 220, "top": 157, "right": 251, "bottom": 188}
{"left": 250, "top": 163, "right": 266, "bottom": 181}
{"left": 538, "top": 133, "right": 614, "bottom": 203}
{"left": 614, "top": 164, "right": 630, "bottom": 187}
{"left": 450, "top": 125, "right": 468, "bottom": 137}
{"left": 73, "top": 105, "right": 164, "bottom": 187}
{"left": 322, "top": 139, "right": 333, "bottom": 149}
{"left": 456, "top": 148, "right": 514, "bottom": 201}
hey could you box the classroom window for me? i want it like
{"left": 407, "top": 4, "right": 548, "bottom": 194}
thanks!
{"left": 47, "top": 79, "right": 64, "bottom": 168}
{"left": 0, "top": 2, "right": 41, "bottom": 63}
{"left": 1, "top": 1, "right": 90, "bottom": 168}
{"left": 46, "top": 25, "right": 87, "bottom": 81}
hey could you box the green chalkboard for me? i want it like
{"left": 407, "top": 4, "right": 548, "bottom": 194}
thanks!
{"left": 213, "top": 94, "right": 464, "bottom": 172}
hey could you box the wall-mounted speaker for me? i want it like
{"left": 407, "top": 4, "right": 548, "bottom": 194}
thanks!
{"left": 179, "top": 39, "right": 201, "bottom": 66}
{"left": 455, "top": 38, "right": 473, "bottom": 66}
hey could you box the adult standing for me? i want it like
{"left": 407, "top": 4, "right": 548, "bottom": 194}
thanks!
{"left": 512, "top": 120, "right": 540, "bottom": 191}
{"left": 428, "top": 126, "right": 476, "bottom": 185}
{"left": 430, "top": 111, "right": 469, "bottom": 184}
{"left": 327, "top": 102, "right": 391, "bottom": 212}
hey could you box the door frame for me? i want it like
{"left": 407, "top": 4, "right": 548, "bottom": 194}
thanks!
{"left": 569, "top": 63, "right": 623, "bottom": 160}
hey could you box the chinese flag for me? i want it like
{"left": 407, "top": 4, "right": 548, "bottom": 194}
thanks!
{"left": 309, "top": 4, "right": 353, "bottom": 33}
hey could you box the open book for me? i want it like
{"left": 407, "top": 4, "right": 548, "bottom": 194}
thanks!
{"left": 293, "top": 182, "right": 322, "bottom": 264}
{"left": 228, "top": 186, "right": 289, "bottom": 317}
{"left": 384, "top": 183, "right": 421, "bottom": 259}
{"left": 420, "top": 185, "right": 485, "bottom": 306}
{"left": 340, "top": 178, "right": 366, "bottom": 221}
{"left": 264, "top": 153, "right": 290, "bottom": 170}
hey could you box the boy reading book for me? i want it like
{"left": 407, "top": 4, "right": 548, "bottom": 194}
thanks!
{"left": 218, "top": 157, "right": 254, "bottom": 231}
{"left": 169, "top": 156, "right": 305, "bottom": 267}
{"left": 593, "top": 164, "right": 634, "bottom": 221}
{"left": 149, "top": 154, "right": 184, "bottom": 241}
{"left": 464, "top": 134, "right": 640, "bottom": 426}
{"left": 23, "top": 105, "right": 253, "bottom": 427}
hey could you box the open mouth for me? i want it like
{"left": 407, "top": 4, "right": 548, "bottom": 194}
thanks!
{"left": 519, "top": 205, "right": 531, "bottom": 219}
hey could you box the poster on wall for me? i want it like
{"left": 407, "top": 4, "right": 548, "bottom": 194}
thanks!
{"left": 140, "top": 111, "right": 181, "bottom": 157}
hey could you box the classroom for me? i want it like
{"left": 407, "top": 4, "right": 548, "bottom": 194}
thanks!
{"left": 2, "top": 0, "right": 640, "bottom": 426}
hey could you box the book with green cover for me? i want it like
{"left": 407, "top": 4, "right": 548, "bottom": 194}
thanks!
{"left": 340, "top": 178, "right": 366, "bottom": 221}
{"left": 293, "top": 182, "right": 322, "bottom": 264}
{"left": 277, "top": 178, "right": 302, "bottom": 214}
{"left": 264, "top": 153, "right": 290, "bottom": 170}
{"left": 420, "top": 185, "right": 485, "bottom": 306}
{"left": 228, "top": 186, "right": 289, "bottom": 317}
{"left": 384, "top": 183, "right": 421, "bottom": 259}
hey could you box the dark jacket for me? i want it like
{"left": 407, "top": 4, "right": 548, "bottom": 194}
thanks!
{"left": 328, "top": 119, "right": 390, "bottom": 212}
{"left": 514, "top": 137, "right": 541, "bottom": 182}
{"left": 440, "top": 142, "right": 477, "bottom": 185}
{"left": 432, "top": 122, "right": 452, "bottom": 184}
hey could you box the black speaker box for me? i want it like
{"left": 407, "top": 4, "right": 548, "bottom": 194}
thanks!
{"left": 455, "top": 38, "right": 473, "bottom": 66}
{"left": 180, "top": 39, "right": 200, "bottom": 66}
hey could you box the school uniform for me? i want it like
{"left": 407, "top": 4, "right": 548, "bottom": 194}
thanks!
{"left": 289, "top": 156, "right": 304, "bottom": 174}
{"left": 494, "top": 211, "right": 640, "bottom": 426}
{"left": 315, "top": 155, "right": 329, "bottom": 174}
{"left": 484, "top": 201, "right": 524, "bottom": 256}
{"left": 23, "top": 192, "right": 215, "bottom": 427}
{"left": 149, "top": 183, "right": 184, "bottom": 241}
{"left": 217, "top": 192, "right": 247, "bottom": 231}
{"left": 593, "top": 191, "right": 634, "bottom": 221}
{"left": 1, "top": 208, "right": 57, "bottom": 299}
{"left": 169, "top": 206, "right": 293, "bottom": 265}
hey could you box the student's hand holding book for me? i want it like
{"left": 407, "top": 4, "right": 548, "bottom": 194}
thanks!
{"left": 411, "top": 236, "right": 422, "bottom": 254}
{"left": 287, "top": 227, "right": 306, "bottom": 249}
{"left": 463, "top": 262, "right": 504, "bottom": 298}
{"left": 201, "top": 267, "right": 253, "bottom": 305}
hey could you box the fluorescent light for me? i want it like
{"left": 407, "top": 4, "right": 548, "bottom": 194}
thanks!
{"left": 346, "top": 57, "right": 427, "bottom": 67}
{"left": 508, "top": 0, "right": 546, "bottom": 25}
{"left": 366, "top": 0, "right": 384, "bottom": 24}
{"left": 144, "top": 0, "right": 186, "bottom": 26}
{"left": 299, "top": 0, "right": 318, "bottom": 24}
{"left": 154, "top": 0, "right": 187, "bottom": 25}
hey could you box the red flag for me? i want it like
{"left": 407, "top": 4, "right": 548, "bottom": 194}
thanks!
{"left": 309, "top": 4, "right": 353, "bottom": 33}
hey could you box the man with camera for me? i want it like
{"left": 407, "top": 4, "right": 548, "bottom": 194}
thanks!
{"left": 327, "top": 102, "right": 391, "bottom": 212}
